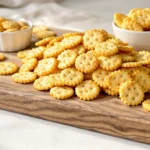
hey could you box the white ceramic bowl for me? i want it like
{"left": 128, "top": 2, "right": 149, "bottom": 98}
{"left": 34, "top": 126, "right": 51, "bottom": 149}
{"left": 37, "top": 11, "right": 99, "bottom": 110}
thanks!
{"left": 112, "top": 22, "right": 150, "bottom": 51}
{"left": 0, "top": 18, "right": 33, "bottom": 52}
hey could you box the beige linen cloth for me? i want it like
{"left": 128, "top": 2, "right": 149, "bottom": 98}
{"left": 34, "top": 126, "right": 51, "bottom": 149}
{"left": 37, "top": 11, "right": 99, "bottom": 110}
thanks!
{"left": 0, "top": 0, "right": 112, "bottom": 32}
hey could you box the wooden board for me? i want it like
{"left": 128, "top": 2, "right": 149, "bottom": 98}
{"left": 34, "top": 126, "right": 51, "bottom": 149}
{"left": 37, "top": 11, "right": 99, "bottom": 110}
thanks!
{"left": 0, "top": 28, "right": 150, "bottom": 144}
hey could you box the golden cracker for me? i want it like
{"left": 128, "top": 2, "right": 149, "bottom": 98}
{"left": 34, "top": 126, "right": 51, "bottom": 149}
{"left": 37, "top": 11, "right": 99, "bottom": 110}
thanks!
{"left": 61, "top": 68, "right": 84, "bottom": 86}
{"left": 33, "top": 76, "right": 54, "bottom": 90}
{"left": 83, "top": 29, "right": 107, "bottom": 50}
{"left": 12, "top": 72, "right": 37, "bottom": 84}
{"left": 98, "top": 55, "right": 122, "bottom": 71}
{"left": 60, "top": 35, "right": 82, "bottom": 49}
{"left": 34, "top": 58, "right": 57, "bottom": 77}
{"left": 75, "top": 52, "right": 98, "bottom": 73}
{"left": 142, "top": 99, "right": 150, "bottom": 112}
{"left": 19, "top": 58, "right": 38, "bottom": 72}
{"left": 119, "top": 81, "right": 144, "bottom": 106}
{"left": 50, "top": 86, "right": 74, "bottom": 100}
{"left": 57, "top": 50, "right": 77, "bottom": 69}
{"left": 107, "top": 70, "right": 132, "bottom": 93}
{"left": 95, "top": 41, "right": 118, "bottom": 56}
{"left": 0, "top": 62, "right": 18, "bottom": 75}
{"left": 75, "top": 80, "right": 100, "bottom": 101}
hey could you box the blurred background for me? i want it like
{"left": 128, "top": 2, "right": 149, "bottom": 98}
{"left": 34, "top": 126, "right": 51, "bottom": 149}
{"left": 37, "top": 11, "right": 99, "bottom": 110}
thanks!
{"left": 0, "top": 0, "right": 150, "bottom": 32}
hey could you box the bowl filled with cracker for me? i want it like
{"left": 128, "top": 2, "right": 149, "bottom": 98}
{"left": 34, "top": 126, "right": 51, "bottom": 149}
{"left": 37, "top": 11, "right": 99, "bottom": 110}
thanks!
{"left": 0, "top": 17, "right": 33, "bottom": 52}
{"left": 112, "top": 8, "right": 150, "bottom": 50}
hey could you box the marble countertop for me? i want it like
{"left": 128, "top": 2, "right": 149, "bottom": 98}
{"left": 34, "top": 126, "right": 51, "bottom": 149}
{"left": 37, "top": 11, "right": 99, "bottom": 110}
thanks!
{"left": 0, "top": 0, "right": 150, "bottom": 150}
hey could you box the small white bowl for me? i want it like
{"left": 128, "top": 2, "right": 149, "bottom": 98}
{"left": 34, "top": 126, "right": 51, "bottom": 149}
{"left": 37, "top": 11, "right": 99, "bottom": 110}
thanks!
{"left": 0, "top": 18, "right": 33, "bottom": 52}
{"left": 112, "top": 22, "right": 150, "bottom": 51}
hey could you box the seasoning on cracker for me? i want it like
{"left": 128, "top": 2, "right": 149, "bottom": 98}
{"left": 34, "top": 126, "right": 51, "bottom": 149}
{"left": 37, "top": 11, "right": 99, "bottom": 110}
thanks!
{"left": 19, "top": 58, "right": 38, "bottom": 72}
{"left": 50, "top": 86, "right": 74, "bottom": 100}
{"left": 33, "top": 76, "right": 54, "bottom": 90}
{"left": 92, "top": 68, "right": 111, "bottom": 88}
{"left": 57, "top": 50, "right": 77, "bottom": 69}
{"left": 34, "top": 58, "right": 57, "bottom": 77}
{"left": 12, "top": 72, "right": 37, "bottom": 84}
{"left": 98, "top": 55, "right": 122, "bottom": 71}
{"left": 75, "top": 52, "right": 98, "bottom": 73}
{"left": 119, "top": 81, "right": 144, "bottom": 106}
{"left": 75, "top": 80, "right": 100, "bottom": 101}
{"left": 61, "top": 68, "right": 84, "bottom": 86}
{"left": 95, "top": 41, "right": 118, "bottom": 56}
{"left": 83, "top": 29, "right": 107, "bottom": 50}
{"left": 0, "top": 62, "right": 18, "bottom": 75}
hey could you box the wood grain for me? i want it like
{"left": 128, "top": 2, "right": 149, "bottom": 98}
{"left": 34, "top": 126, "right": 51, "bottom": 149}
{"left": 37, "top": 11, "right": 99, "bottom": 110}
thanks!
{"left": 0, "top": 29, "right": 150, "bottom": 144}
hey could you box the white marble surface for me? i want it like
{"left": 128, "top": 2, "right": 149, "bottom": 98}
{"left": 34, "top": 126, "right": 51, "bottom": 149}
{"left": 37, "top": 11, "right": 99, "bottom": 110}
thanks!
{"left": 0, "top": 0, "right": 150, "bottom": 150}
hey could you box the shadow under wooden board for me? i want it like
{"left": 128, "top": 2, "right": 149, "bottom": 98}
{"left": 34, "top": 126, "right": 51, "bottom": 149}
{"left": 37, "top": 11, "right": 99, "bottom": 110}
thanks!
{"left": 0, "top": 28, "right": 150, "bottom": 144}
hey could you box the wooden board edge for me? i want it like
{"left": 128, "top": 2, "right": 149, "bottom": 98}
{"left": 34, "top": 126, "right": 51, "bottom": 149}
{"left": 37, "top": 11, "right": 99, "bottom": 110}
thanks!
{"left": 0, "top": 90, "right": 150, "bottom": 144}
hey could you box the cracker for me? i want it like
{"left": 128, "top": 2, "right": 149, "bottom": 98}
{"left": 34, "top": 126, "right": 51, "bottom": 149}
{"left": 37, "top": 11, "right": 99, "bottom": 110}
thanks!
{"left": 50, "top": 86, "right": 74, "bottom": 100}
{"left": 0, "top": 62, "right": 18, "bottom": 75}
{"left": 61, "top": 68, "right": 84, "bottom": 86}
{"left": 121, "top": 62, "right": 142, "bottom": 68}
{"left": 63, "top": 32, "right": 84, "bottom": 38}
{"left": 142, "top": 99, "right": 150, "bottom": 112}
{"left": 33, "top": 25, "right": 49, "bottom": 34}
{"left": 107, "top": 37, "right": 128, "bottom": 46}
{"left": 92, "top": 68, "right": 112, "bottom": 88}
{"left": 33, "top": 76, "right": 54, "bottom": 90}
{"left": 20, "top": 25, "right": 29, "bottom": 30}
{"left": 120, "top": 67, "right": 140, "bottom": 75}
{"left": 119, "top": 81, "right": 144, "bottom": 106}
{"left": 121, "top": 17, "right": 143, "bottom": 31}
{"left": 104, "top": 88, "right": 118, "bottom": 96}
{"left": 83, "top": 29, "right": 107, "bottom": 50}
{"left": 118, "top": 45, "right": 134, "bottom": 52}
{"left": 75, "top": 52, "right": 98, "bottom": 73}
{"left": 70, "top": 44, "right": 86, "bottom": 55}
{"left": 140, "top": 66, "right": 150, "bottom": 75}
{"left": 95, "top": 41, "right": 118, "bottom": 56}
{"left": 131, "top": 9, "right": 150, "bottom": 29}
{"left": 134, "top": 51, "right": 150, "bottom": 65}
{"left": 35, "top": 31, "right": 56, "bottom": 39}
{"left": 18, "top": 21, "right": 28, "bottom": 27}
{"left": 75, "top": 80, "right": 100, "bottom": 101}
{"left": 0, "top": 53, "right": 5, "bottom": 61}
{"left": 119, "top": 52, "right": 135, "bottom": 62}
{"left": 47, "top": 36, "right": 63, "bottom": 47}
{"left": 128, "top": 8, "right": 143, "bottom": 17}
{"left": 35, "top": 36, "right": 55, "bottom": 46}
{"left": 44, "top": 44, "right": 64, "bottom": 58}
{"left": 107, "top": 70, "right": 132, "bottom": 93}
{"left": 49, "top": 73, "right": 64, "bottom": 87}
{"left": 4, "top": 28, "right": 19, "bottom": 32}
{"left": 12, "top": 72, "right": 37, "bottom": 84}
{"left": 132, "top": 70, "right": 150, "bottom": 92}
{"left": 60, "top": 35, "right": 82, "bottom": 49}
{"left": 98, "top": 55, "right": 122, "bottom": 71}
{"left": 19, "top": 58, "right": 38, "bottom": 72}
{"left": 26, "top": 47, "right": 45, "bottom": 59}
{"left": 34, "top": 58, "right": 57, "bottom": 77}
{"left": 17, "top": 49, "right": 32, "bottom": 59}
{"left": 114, "top": 13, "right": 127, "bottom": 27}
{"left": 57, "top": 50, "right": 77, "bottom": 69}
{"left": 2, "top": 20, "right": 20, "bottom": 30}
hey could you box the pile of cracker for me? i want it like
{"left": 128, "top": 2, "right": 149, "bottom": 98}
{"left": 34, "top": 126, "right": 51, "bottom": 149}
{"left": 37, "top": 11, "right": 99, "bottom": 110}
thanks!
{"left": 114, "top": 8, "right": 150, "bottom": 31}
{"left": 0, "top": 28, "right": 150, "bottom": 111}
{"left": 0, "top": 17, "right": 29, "bottom": 32}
